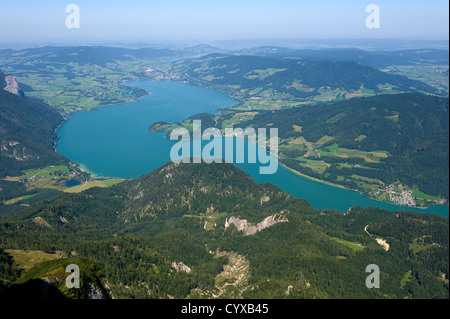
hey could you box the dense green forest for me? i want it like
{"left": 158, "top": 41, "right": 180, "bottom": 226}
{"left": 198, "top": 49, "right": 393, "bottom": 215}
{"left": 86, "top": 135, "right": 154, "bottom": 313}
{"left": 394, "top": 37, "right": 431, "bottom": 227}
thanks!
{"left": 238, "top": 93, "right": 449, "bottom": 200}
{"left": 0, "top": 70, "right": 68, "bottom": 178}
{"left": 0, "top": 161, "right": 448, "bottom": 299}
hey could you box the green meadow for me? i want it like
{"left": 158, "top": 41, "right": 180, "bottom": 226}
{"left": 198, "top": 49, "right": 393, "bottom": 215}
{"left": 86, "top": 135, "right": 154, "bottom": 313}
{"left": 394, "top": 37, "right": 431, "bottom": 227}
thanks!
{"left": 330, "top": 237, "right": 365, "bottom": 252}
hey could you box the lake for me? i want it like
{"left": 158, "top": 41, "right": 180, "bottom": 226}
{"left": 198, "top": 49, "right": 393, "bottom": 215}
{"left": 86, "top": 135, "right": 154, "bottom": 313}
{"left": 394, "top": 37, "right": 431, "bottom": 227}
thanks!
{"left": 64, "top": 180, "right": 81, "bottom": 187}
{"left": 56, "top": 81, "right": 449, "bottom": 217}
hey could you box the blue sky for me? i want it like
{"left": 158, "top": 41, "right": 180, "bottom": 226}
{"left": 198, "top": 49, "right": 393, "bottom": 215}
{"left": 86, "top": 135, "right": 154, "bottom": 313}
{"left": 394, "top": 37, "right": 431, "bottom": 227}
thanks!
{"left": 0, "top": 0, "right": 448, "bottom": 46}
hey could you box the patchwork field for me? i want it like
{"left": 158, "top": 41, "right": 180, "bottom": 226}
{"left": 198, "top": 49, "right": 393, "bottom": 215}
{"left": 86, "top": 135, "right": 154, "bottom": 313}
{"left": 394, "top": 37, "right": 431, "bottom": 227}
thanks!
{"left": 383, "top": 64, "right": 449, "bottom": 95}
{"left": 0, "top": 58, "right": 154, "bottom": 113}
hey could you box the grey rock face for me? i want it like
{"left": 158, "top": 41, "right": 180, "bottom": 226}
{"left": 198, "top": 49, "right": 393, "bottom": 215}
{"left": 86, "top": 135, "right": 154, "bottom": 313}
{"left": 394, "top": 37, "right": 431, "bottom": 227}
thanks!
{"left": 3, "top": 74, "right": 24, "bottom": 97}
{"left": 225, "top": 213, "right": 288, "bottom": 236}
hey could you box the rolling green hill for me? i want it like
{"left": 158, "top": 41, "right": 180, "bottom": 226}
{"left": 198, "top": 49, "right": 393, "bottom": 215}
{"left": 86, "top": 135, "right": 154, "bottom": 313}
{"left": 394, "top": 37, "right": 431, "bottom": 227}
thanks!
{"left": 174, "top": 54, "right": 440, "bottom": 105}
{"left": 0, "top": 161, "right": 447, "bottom": 299}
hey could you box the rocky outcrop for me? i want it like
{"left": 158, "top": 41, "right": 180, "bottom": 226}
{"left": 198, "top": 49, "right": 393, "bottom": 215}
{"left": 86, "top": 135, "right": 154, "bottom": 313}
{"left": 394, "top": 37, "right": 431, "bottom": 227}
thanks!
{"left": 33, "top": 217, "right": 53, "bottom": 228}
{"left": 87, "top": 283, "right": 109, "bottom": 299}
{"left": 225, "top": 212, "right": 288, "bottom": 236}
{"left": 0, "top": 140, "right": 36, "bottom": 161}
{"left": 3, "top": 74, "right": 24, "bottom": 97}
{"left": 375, "top": 238, "right": 390, "bottom": 251}
{"left": 171, "top": 261, "right": 192, "bottom": 273}
{"left": 189, "top": 251, "right": 251, "bottom": 299}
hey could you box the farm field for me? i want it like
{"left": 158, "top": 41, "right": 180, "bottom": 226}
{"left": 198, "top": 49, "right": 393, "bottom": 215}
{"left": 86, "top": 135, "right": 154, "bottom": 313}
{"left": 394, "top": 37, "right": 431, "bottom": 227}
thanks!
{"left": 19, "top": 165, "right": 71, "bottom": 181}
{"left": 64, "top": 179, "right": 125, "bottom": 193}
{"left": 1, "top": 164, "right": 126, "bottom": 208}
{"left": 383, "top": 64, "right": 449, "bottom": 95}
{"left": 0, "top": 57, "right": 155, "bottom": 113}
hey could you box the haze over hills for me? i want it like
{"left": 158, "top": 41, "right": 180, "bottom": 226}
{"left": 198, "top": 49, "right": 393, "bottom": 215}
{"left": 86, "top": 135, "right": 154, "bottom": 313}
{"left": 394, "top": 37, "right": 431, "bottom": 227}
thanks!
{"left": 237, "top": 47, "right": 450, "bottom": 68}
{"left": 0, "top": 45, "right": 223, "bottom": 68}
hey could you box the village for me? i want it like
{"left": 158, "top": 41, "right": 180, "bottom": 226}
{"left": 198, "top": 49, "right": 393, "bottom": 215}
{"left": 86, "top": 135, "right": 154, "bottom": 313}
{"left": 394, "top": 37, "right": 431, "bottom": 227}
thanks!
{"left": 375, "top": 184, "right": 416, "bottom": 207}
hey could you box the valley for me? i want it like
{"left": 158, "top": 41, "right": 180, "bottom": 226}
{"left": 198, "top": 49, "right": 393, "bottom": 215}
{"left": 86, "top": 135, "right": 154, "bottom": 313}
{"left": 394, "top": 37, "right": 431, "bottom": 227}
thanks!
{"left": 0, "top": 45, "right": 448, "bottom": 300}
{"left": 148, "top": 91, "right": 449, "bottom": 209}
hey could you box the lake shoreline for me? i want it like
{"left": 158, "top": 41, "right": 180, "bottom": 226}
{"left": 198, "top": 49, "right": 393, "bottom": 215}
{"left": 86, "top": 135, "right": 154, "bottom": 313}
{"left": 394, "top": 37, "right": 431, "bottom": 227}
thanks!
{"left": 281, "top": 162, "right": 448, "bottom": 213}
{"left": 56, "top": 80, "right": 449, "bottom": 217}
{"left": 281, "top": 163, "right": 348, "bottom": 190}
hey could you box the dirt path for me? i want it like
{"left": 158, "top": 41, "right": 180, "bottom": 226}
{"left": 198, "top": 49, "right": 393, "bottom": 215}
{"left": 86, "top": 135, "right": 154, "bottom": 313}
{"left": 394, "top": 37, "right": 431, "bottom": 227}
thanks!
{"left": 364, "top": 224, "right": 390, "bottom": 251}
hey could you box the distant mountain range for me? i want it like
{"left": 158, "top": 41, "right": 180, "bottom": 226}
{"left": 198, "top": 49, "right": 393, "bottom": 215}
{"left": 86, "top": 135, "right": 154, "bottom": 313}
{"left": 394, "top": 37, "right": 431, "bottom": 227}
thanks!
{"left": 237, "top": 47, "right": 449, "bottom": 68}
{"left": 0, "top": 45, "right": 223, "bottom": 68}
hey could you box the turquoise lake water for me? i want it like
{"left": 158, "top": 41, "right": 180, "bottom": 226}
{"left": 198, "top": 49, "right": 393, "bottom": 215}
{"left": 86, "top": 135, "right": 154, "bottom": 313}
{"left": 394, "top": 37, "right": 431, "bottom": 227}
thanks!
{"left": 56, "top": 81, "right": 449, "bottom": 216}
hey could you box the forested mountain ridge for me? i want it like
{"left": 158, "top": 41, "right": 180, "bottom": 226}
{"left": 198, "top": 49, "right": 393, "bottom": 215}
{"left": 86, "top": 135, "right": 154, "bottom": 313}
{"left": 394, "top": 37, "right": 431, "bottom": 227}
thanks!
{"left": 173, "top": 53, "right": 440, "bottom": 101}
{"left": 0, "top": 70, "right": 67, "bottom": 178}
{"left": 237, "top": 93, "right": 449, "bottom": 201}
{"left": 121, "top": 160, "right": 300, "bottom": 223}
{"left": 0, "top": 161, "right": 448, "bottom": 299}
{"left": 1, "top": 161, "right": 309, "bottom": 233}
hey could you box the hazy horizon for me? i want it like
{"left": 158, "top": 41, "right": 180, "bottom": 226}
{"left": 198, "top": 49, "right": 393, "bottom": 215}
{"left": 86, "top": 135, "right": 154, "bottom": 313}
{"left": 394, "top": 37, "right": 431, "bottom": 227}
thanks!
{"left": 0, "top": 0, "right": 448, "bottom": 50}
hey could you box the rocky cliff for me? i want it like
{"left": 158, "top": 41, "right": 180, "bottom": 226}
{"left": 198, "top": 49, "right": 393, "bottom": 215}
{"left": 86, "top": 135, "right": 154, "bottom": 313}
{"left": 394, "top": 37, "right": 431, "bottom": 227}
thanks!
{"left": 225, "top": 212, "right": 288, "bottom": 236}
{"left": 2, "top": 74, "right": 24, "bottom": 97}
